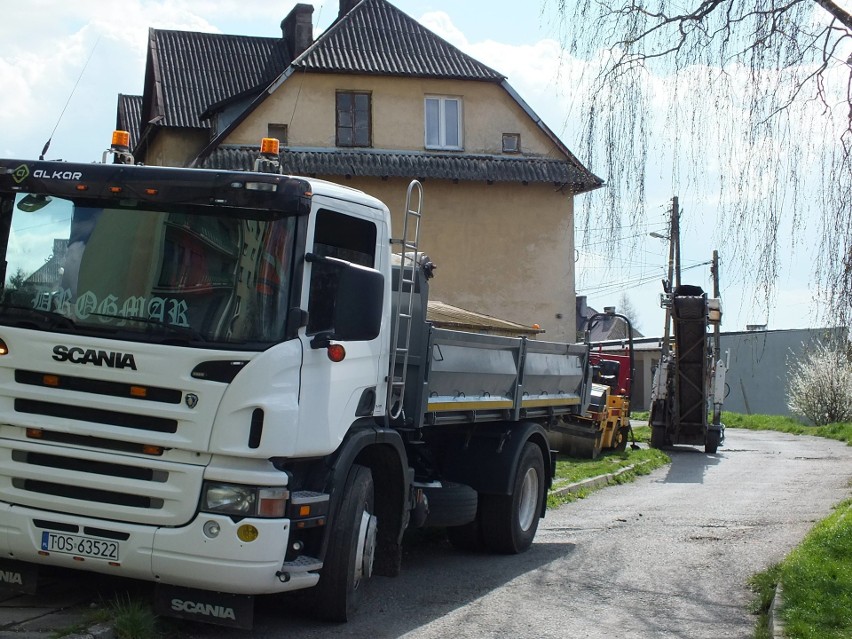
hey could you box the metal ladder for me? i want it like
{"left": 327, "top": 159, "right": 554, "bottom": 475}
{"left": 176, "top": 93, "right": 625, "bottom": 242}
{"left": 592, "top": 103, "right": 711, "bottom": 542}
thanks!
{"left": 387, "top": 180, "right": 423, "bottom": 421}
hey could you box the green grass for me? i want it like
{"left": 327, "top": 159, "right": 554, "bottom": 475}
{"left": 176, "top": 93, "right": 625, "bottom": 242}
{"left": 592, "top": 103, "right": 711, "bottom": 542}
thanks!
{"left": 779, "top": 499, "right": 852, "bottom": 638}
{"left": 748, "top": 563, "right": 783, "bottom": 639}
{"left": 548, "top": 446, "right": 670, "bottom": 508}
{"left": 720, "top": 412, "right": 852, "bottom": 446}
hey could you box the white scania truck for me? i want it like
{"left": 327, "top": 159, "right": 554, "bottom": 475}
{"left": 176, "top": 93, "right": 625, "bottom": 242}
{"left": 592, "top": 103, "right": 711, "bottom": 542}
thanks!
{"left": 0, "top": 138, "right": 591, "bottom": 628}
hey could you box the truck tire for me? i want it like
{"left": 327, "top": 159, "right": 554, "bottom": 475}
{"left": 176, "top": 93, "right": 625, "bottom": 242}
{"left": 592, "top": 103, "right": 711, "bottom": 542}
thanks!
{"left": 650, "top": 425, "right": 668, "bottom": 449}
{"left": 421, "top": 481, "right": 478, "bottom": 528}
{"left": 313, "top": 464, "right": 376, "bottom": 622}
{"left": 705, "top": 429, "right": 721, "bottom": 454}
{"left": 479, "top": 442, "right": 544, "bottom": 554}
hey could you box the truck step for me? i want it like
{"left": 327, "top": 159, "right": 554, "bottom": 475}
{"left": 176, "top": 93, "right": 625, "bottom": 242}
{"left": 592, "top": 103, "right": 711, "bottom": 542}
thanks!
{"left": 280, "top": 555, "right": 322, "bottom": 573}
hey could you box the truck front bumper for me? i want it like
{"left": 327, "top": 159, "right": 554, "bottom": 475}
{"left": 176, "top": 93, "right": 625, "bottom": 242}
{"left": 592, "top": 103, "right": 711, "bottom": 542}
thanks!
{"left": 0, "top": 504, "right": 319, "bottom": 595}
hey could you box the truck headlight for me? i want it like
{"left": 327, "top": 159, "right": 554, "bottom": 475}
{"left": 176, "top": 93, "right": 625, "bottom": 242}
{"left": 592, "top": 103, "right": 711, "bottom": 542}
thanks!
{"left": 201, "top": 482, "right": 289, "bottom": 518}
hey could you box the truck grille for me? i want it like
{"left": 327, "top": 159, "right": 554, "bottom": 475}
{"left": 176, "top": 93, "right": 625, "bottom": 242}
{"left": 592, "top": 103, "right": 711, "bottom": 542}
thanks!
{"left": 0, "top": 365, "right": 210, "bottom": 526}
{"left": 15, "top": 398, "right": 178, "bottom": 433}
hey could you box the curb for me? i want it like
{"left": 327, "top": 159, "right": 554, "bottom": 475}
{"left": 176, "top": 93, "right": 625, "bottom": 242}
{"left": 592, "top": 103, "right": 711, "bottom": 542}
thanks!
{"left": 768, "top": 584, "right": 785, "bottom": 638}
{"left": 65, "top": 622, "right": 116, "bottom": 639}
{"left": 550, "top": 461, "right": 649, "bottom": 497}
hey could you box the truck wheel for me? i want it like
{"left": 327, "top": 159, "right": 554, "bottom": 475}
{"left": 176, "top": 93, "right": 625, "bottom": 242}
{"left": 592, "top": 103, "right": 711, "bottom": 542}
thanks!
{"left": 479, "top": 442, "right": 544, "bottom": 554}
{"left": 705, "top": 429, "right": 721, "bottom": 454}
{"left": 650, "top": 425, "right": 667, "bottom": 449}
{"left": 313, "top": 464, "right": 376, "bottom": 622}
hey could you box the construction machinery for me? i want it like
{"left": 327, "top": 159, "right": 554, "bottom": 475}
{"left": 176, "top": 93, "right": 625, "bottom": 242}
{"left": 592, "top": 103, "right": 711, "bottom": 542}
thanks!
{"left": 649, "top": 284, "right": 725, "bottom": 453}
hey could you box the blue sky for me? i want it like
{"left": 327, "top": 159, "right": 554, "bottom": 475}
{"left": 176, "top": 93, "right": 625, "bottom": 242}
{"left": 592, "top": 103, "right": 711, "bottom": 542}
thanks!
{"left": 0, "top": 0, "right": 826, "bottom": 335}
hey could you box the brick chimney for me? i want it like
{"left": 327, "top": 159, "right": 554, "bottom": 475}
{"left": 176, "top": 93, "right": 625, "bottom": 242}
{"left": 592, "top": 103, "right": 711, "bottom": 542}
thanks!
{"left": 281, "top": 3, "right": 314, "bottom": 60}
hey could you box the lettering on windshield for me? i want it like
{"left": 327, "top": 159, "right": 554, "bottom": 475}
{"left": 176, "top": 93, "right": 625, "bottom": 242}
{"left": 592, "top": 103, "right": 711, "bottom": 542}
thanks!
{"left": 33, "top": 288, "right": 190, "bottom": 328}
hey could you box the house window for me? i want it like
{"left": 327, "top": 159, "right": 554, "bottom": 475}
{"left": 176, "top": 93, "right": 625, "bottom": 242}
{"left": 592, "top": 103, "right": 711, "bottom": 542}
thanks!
{"left": 425, "top": 96, "right": 462, "bottom": 150}
{"left": 268, "top": 123, "right": 288, "bottom": 145}
{"left": 336, "top": 92, "right": 371, "bottom": 147}
{"left": 502, "top": 133, "right": 520, "bottom": 153}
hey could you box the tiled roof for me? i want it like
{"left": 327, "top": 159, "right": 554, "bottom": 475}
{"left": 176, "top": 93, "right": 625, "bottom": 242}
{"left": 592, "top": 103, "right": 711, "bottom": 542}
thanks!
{"left": 116, "top": 94, "right": 143, "bottom": 150}
{"left": 295, "top": 0, "right": 504, "bottom": 81}
{"left": 202, "top": 146, "right": 601, "bottom": 191}
{"left": 143, "top": 29, "right": 290, "bottom": 129}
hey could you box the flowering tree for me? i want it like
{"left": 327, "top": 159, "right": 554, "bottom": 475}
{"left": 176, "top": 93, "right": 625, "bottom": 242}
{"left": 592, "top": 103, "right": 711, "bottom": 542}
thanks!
{"left": 787, "top": 341, "right": 852, "bottom": 425}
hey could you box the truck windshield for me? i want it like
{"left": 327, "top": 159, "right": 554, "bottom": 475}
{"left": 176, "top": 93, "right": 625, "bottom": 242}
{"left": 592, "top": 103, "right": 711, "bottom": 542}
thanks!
{"left": 0, "top": 193, "right": 296, "bottom": 348}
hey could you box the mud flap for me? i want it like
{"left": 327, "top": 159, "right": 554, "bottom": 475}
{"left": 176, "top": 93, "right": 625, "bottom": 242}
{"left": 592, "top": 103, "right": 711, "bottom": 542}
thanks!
{"left": 154, "top": 584, "right": 253, "bottom": 629}
{"left": 0, "top": 559, "right": 38, "bottom": 594}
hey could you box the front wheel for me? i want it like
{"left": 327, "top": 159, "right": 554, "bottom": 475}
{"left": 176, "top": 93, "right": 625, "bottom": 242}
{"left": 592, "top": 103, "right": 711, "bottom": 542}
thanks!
{"left": 479, "top": 442, "right": 545, "bottom": 554}
{"left": 313, "top": 464, "right": 376, "bottom": 622}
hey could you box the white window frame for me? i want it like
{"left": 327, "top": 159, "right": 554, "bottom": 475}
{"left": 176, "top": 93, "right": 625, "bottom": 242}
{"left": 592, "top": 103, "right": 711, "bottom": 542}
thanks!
{"left": 424, "top": 96, "right": 463, "bottom": 150}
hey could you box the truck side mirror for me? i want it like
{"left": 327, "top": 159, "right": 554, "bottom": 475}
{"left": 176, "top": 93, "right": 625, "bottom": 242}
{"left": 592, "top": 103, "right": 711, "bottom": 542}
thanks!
{"left": 307, "top": 254, "right": 384, "bottom": 349}
{"left": 332, "top": 263, "right": 384, "bottom": 341}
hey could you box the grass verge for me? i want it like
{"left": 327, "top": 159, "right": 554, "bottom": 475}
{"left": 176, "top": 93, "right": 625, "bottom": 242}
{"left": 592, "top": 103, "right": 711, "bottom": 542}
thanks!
{"left": 779, "top": 498, "right": 852, "bottom": 638}
{"left": 721, "top": 412, "right": 852, "bottom": 446}
{"left": 548, "top": 446, "right": 670, "bottom": 508}
{"left": 749, "top": 500, "right": 852, "bottom": 639}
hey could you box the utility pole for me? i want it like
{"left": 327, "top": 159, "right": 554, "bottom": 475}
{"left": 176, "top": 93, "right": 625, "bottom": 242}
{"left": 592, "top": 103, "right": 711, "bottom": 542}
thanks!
{"left": 661, "top": 196, "right": 679, "bottom": 359}
{"left": 711, "top": 249, "right": 720, "bottom": 354}
{"left": 673, "top": 196, "right": 681, "bottom": 289}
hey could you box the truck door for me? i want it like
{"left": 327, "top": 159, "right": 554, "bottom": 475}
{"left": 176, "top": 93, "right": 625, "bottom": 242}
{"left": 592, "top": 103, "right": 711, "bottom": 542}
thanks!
{"left": 296, "top": 202, "right": 389, "bottom": 454}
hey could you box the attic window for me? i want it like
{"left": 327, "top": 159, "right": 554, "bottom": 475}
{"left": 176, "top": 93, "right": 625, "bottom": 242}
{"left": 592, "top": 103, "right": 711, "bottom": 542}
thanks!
{"left": 425, "top": 96, "right": 463, "bottom": 150}
{"left": 502, "top": 133, "right": 520, "bottom": 154}
{"left": 268, "top": 124, "right": 288, "bottom": 146}
{"left": 336, "top": 91, "right": 371, "bottom": 147}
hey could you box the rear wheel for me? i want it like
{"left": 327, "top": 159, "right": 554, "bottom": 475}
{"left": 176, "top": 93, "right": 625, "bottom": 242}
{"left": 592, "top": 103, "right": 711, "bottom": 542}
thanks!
{"left": 480, "top": 442, "right": 545, "bottom": 554}
{"left": 313, "top": 464, "right": 376, "bottom": 622}
{"left": 650, "top": 425, "right": 668, "bottom": 449}
{"left": 705, "top": 429, "right": 721, "bottom": 454}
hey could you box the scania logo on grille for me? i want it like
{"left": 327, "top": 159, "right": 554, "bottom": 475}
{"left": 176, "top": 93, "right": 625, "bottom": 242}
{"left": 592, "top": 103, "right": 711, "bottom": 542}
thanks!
{"left": 52, "top": 345, "right": 137, "bottom": 370}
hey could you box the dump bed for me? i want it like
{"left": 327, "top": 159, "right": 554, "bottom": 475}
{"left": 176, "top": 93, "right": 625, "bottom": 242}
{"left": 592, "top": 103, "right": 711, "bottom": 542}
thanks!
{"left": 392, "top": 260, "right": 591, "bottom": 429}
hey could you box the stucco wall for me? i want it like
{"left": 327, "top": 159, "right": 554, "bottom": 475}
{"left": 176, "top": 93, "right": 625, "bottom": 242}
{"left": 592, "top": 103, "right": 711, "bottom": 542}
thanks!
{"left": 144, "top": 129, "right": 208, "bottom": 168}
{"left": 231, "top": 74, "right": 563, "bottom": 158}
{"left": 336, "top": 176, "right": 577, "bottom": 341}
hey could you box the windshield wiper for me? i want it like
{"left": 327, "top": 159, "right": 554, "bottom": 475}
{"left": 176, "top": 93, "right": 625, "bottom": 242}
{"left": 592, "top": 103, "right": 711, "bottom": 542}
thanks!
{"left": 0, "top": 304, "right": 77, "bottom": 331}
{"left": 86, "top": 313, "right": 208, "bottom": 343}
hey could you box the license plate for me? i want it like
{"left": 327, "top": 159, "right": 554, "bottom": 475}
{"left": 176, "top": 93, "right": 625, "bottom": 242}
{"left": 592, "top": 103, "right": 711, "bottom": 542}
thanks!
{"left": 40, "top": 531, "right": 119, "bottom": 561}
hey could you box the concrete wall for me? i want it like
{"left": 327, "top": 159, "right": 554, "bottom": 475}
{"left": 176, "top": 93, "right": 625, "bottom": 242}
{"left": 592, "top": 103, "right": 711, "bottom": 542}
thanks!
{"left": 720, "top": 327, "right": 848, "bottom": 417}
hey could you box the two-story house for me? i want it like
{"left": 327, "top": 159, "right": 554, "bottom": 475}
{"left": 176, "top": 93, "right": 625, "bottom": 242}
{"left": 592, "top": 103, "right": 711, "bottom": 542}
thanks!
{"left": 117, "top": 0, "right": 602, "bottom": 341}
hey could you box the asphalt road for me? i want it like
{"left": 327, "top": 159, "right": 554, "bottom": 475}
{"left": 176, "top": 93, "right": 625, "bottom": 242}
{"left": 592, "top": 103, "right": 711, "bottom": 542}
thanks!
{"left": 173, "top": 428, "right": 851, "bottom": 639}
{"left": 3, "top": 428, "right": 850, "bottom": 638}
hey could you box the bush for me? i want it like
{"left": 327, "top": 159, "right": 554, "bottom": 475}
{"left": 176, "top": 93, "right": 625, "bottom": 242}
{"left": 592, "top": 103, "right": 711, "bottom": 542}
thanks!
{"left": 787, "top": 341, "right": 852, "bottom": 426}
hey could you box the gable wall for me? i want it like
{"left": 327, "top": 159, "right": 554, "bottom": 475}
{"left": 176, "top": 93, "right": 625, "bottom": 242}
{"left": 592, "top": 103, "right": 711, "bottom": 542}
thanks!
{"left": 145, "top": 129, "right": 210, "bottom": 167}
{"left": 227, "top": 74, "right": 564, "bottom": 158}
